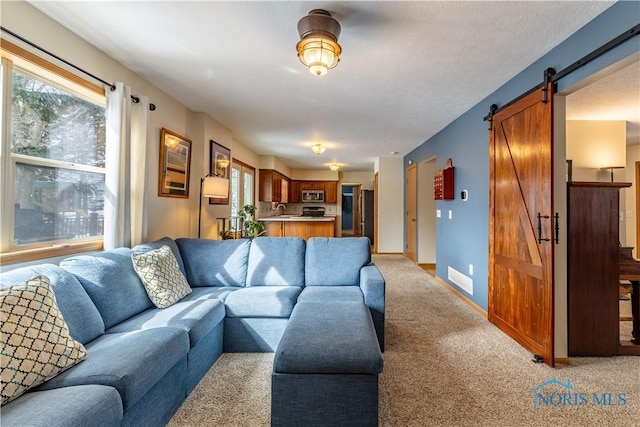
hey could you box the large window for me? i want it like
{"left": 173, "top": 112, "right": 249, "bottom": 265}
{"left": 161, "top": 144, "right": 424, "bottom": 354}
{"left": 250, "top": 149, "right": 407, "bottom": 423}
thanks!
{"left": 1, "top": 45, "right": 106, "bottom": 262}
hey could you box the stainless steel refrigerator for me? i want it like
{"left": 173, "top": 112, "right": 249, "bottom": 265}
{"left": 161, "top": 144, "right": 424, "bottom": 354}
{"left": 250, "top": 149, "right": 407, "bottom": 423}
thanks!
{"left": 361, "top": 190, "right": 374, "bottom": 244}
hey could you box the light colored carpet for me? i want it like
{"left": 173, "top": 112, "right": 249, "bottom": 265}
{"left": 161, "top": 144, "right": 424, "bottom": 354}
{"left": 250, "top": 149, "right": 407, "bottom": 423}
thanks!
{"left": 168, "top": 254, "right": 640, "bottom": 427}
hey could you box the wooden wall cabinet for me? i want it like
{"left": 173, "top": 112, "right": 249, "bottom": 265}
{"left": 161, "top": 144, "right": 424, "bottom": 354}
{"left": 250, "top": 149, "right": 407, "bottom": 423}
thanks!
{"left": 299, "top": 181, "right": 325, "bottom": 190}
{"left": 259, "top": 169, "right": 289, "bottom": 203}
{"left": 324, "top": 181, "right": 337, "bottom": 204}
{"left": 568, "top": 181, "right": 631, "bottom": 356}
{"left": 289, "top": 180, "right": 300, "bottom": 203}
{"left": 434, "top": 167, "right": 454, "bottom": 200}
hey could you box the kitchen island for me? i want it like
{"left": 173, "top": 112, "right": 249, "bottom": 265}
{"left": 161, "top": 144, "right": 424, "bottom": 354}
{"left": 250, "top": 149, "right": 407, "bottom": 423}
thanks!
{"left": 260, "top": 216, "right": 335, "bottom": 239}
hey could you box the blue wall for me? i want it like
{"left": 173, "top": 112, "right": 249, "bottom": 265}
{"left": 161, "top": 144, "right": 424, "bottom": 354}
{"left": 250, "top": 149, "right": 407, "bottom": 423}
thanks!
{"left": 405, "top": 1, "right": 639, "bottom": 311}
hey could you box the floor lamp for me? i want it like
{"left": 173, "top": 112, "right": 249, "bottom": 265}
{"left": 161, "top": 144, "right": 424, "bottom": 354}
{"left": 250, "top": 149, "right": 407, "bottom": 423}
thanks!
{"left": 198, "top": 174, "right": 229, "bottom": 238}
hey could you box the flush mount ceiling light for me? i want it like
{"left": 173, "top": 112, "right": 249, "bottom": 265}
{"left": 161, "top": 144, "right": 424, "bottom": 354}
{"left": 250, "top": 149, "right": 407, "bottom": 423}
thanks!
{"left": 329, "top": 163, "right": 340, "bottom": 171}
{"left": 310, "top": 143, "right": 327, "bottom": 155}
{"left": 296, "top": 9, "right": 342, "bottom": 76}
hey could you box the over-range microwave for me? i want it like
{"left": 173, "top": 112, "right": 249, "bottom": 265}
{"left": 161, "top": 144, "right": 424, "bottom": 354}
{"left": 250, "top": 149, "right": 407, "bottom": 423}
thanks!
{"left": 301, "top": 190, "right": 324, "bottom": 203}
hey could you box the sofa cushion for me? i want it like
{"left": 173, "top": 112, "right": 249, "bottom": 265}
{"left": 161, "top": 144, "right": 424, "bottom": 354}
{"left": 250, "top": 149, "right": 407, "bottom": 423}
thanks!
{"left": 0, "top": 264, "right": 104, "bottom": 344}
{"left": 224, "top": 286, "right": 302, "bottom": 318}
{"left": 185, "top": 286, "right": 238, "bottom": 302}
{"left": 1, "top": 275, "right": 87, "bottom": 405}
{"left": 176, "top": 238, "right": 250, "bottom": 287}
{"left": 1, "top": 385, "right": 123, "bottom": 427}
{"left": 60, "top": 248, "right": 153, "bottom": 329}
{"left": 274, "top": 301, "right": 383, "bottom": 374}
{"left": 131, "top": 245, "right": 192, "bottom": 308}
{"left": 106, "top": 298, "right": 225, "bottom": 349}
{"left": 297, "top": 286, "right": 364, "bottom": 303}
{"left": 246, "top": 237, "right": 305, "bottom": 287}
{"left": 35, "top": 327, "right": 189, "bottom": 411}
{"left": 133, "top": 236, "right": 187, "bottom": 276}
{"left": 305, "top": 237, "right": 371, "bottom": 286}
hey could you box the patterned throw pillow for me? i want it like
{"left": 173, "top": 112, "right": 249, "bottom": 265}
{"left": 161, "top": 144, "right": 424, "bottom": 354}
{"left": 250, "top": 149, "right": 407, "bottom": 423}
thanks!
{"left": 1, "top": 275, "right": 87, "bottom": 405}
{"left": 131, "top": 245, "right": 192, "bottom": 308}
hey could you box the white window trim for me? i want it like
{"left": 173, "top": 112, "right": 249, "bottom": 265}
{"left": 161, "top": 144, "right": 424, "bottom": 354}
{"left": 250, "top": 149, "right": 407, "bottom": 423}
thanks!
{"left": 0, "top": 51, "right": 107, "bottom": 264}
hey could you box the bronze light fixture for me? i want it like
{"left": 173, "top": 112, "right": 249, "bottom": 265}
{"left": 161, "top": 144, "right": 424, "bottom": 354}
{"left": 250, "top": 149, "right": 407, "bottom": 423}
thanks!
{"left": 296, "top": 9, "right": 342, "bottom": 76}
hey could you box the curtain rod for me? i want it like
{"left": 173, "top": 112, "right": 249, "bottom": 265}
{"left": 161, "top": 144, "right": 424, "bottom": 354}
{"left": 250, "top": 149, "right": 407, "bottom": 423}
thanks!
{"left": 1, "top": 26, "right": 156, "bottom": 111}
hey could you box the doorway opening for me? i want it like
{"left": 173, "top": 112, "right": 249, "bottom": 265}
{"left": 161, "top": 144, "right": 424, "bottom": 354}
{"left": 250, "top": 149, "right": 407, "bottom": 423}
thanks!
{"left": 341, "top": 184, "right": 375, "bottom": 244}
{"left": 341, "top": 185, "right": 359, "bottom": 237}
{"left": 418, "top": 158, "right": 437, "bottom": 270}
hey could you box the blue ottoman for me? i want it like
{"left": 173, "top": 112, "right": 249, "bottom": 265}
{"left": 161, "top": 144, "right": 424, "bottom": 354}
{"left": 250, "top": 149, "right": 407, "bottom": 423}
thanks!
{"left": 272, "top": 301, "right": 383, "bottom": 427}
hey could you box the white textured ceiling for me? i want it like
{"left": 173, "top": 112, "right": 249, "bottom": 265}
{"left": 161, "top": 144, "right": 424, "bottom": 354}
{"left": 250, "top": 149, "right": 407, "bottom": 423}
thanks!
{"left": 27, "top": 1, "right": 619, "bottom": 171}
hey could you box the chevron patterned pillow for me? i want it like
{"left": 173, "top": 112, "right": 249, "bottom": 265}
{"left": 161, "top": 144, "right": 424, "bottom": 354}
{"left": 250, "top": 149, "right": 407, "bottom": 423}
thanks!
{"left": 131, "top": 245, "right": 192, "bottom": 308}
{"left": 1, "top": 275, "right": 87, "bottom": 405}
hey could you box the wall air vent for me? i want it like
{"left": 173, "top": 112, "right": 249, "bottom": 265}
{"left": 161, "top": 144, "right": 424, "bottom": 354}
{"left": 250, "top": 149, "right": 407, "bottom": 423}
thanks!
{"left": 448, "top": 266, "right": 473, "bottom": 295}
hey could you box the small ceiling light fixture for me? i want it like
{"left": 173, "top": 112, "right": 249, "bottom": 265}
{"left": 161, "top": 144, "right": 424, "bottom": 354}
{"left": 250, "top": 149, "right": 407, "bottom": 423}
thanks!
{"left": 296, "top": 9, "right": 342, "bottom": 76}
{"left": 310, "top": 143, "right": 327, "bottom": 155}
{"left": 329, "top": 163, "right": 340, "bottom": 172}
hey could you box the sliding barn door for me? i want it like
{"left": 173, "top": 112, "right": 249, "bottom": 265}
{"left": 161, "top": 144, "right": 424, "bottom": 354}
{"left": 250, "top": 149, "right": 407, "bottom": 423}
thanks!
{"left": 488, "top": 83, "right": 555, "bottom": 366}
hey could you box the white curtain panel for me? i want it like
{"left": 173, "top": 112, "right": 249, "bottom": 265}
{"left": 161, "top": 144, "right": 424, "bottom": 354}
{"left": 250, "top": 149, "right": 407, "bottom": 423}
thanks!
{"left": 104, "top": 83, "right": 148, "bottom": 249}
{"left": 130, "top": 94, "right": 149, "bottom": 246}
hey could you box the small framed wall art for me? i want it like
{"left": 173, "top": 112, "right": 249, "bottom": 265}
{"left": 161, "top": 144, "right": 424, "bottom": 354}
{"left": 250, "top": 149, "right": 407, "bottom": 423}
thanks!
{"left": 209, "top": 140, "right": 231, "bottom": 205}
{"left": 158, "top": 128, "right": 192, "bottom": 198}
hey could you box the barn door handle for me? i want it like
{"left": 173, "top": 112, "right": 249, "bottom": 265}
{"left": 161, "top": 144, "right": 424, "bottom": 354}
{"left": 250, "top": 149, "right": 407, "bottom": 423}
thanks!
{"left": 554, "top": 213, "right": 560, "bottom": 244}
{"left": 537, "top": 213, "right": 550, "bottom": 243}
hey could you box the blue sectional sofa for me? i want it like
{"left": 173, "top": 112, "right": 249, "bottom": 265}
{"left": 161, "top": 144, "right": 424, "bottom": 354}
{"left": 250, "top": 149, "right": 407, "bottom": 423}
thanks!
{"left": 0, "top": 237, "right": 385, "bottom": 427}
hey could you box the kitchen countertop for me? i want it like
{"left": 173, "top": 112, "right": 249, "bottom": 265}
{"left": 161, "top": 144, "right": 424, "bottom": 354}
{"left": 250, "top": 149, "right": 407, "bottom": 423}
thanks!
{"left": 259, "top": 216, "right": 336, "bottom": 222}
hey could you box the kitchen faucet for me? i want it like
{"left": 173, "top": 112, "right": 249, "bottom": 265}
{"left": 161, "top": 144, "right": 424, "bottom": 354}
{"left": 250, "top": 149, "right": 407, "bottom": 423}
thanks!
{"left": 275, "top": 204, "right": 286, "bottom": 216}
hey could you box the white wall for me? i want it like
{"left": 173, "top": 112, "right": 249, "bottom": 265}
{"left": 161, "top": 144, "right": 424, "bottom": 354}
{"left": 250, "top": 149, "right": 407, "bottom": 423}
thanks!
{"left": 340, "top": 171, "right": 374, "bottom": 190}
{"left": 259, "top": 156, "right": 292, "bottom": 178}
{"left": 568, "top": 144, "right": 639, "bottom": 252}
{"left": 554, "top": 96, "right": 569, "bottom": 360}
{"left": 290, "top": 169, "right": 339, "bottom": 181}
{"left": 377, "top": 157, "right": 404, "bottom": 253}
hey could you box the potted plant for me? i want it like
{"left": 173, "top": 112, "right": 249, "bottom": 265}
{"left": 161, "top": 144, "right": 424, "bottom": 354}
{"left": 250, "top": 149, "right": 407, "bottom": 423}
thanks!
{"left": 237, "top": 204, "right": 265, "bottom": 238}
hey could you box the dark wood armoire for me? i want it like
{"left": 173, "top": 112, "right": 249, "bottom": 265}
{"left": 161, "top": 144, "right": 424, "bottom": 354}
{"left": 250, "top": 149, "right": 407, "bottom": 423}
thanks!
{"left": 567, "top": 181, "right": 631, "bottom": 356}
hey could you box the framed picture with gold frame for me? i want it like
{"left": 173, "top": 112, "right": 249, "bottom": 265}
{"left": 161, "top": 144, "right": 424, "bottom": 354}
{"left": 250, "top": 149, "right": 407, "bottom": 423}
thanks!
{"left": 209, "top": 140, "right": 231, "bottom": 205}
{"left": 158, "top": 128, "right": 192, "bottom": 198}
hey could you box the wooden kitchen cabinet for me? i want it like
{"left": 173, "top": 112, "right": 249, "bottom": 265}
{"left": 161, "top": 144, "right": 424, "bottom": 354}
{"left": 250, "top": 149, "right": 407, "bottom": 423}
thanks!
{"left": 260, "top": 219, "right": 335, "bottom": 239}
{"left": 283, "top": 221, "right": 335, "bottom": 239}
{"left": 300, "top": 181, "right": 325, "bottom": 191}
{"left": 289, "top": 180, "right": 300, "bottom": 203}
{"left": 259, "top": 169, "right": 289, "bottom": 202}
{"left": 263, "top": 221, "right": 284, "bottom": 237}
{"left": 324, "top": 181, "right": 337, "bottom": 203}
